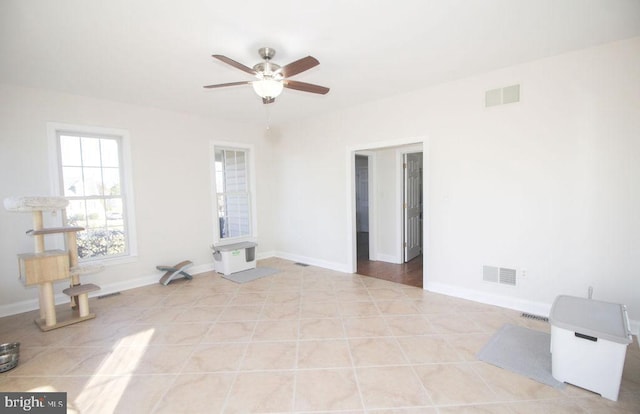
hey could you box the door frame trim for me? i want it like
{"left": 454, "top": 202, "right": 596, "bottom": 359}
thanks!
{"left": 346, "top": 136, "right": 429, "bottom": 288}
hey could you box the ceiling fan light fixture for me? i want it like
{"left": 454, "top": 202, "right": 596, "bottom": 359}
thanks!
{"left": 252, "top": 79, "right": 283, "bottom": 99}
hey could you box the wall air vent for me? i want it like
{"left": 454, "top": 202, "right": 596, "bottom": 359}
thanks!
{"left": 485, "top": 84, "right": 520, "bottom": 107}
{"left": 483, "top": 265, "right": 517, "bottom": 286}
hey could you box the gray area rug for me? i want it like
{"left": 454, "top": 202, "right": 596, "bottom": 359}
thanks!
{"left": 477, "top": 323, "right": 565, "bottom": 389}
{"left": 221, "top": 267, "right": 280, "bottom": 283}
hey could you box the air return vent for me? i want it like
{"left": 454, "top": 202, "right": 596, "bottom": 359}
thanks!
{"left": 485, "top": 84, "right": 520, "bottom": 107}
{"left": 483, "top": 265, "right": 517, "bottom": 286}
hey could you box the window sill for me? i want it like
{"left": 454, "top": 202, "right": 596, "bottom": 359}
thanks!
{"left": 80, "top": 254, "right": 138, "bottom": 268}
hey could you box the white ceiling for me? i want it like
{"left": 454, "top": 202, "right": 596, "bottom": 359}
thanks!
{"left": 2, "top": 0, "right": 639, "bottom": 127}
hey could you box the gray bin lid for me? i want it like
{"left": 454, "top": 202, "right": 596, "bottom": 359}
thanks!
{"left": 549, "top": 295, "right": 632, "bottom": 345}
{"left": 211, "top": 241, "right": 257, "bottom": 252}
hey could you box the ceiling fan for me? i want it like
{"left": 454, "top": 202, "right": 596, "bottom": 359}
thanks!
{"left": 203, "top": 47, "right": 330, "bottom": 104}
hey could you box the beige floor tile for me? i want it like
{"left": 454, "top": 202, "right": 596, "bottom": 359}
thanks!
{"left": 172, "top": 305, "right": 224, "bottom": 323}
{"left": 252, "top": 319, "right": 299, "bottom": 341}
{"left": 182, "top": 342, "right": 247, "bottom": 372}
{"left": 414, "top": 363, "right": 497, "bottom": 405}
{"left": 339, "top": 301, "right": 381, "bottom": 317}
{"left": 376, "top": 300, "right": 420, "bottom": 316}
{"left": 295, "top": 368, "right": 363, "bottom": 411}
{"left": 224, "top": 371, "right": 295, "bottom": 413}
{"left": 349, "top": 337, "right": 407, "bottom": 366}
{"left": 230, "top": 291, "right": 269, "bottom": 306}
{"left": 300, "top": 301, "right": 341, "bottom": 318}
{"left": 239, "top": 341, "right": 297, "bottom": 370}
{"left": 396, "top": 335, "right": 464, "bottom": 363}
{"left": 129, "top": 345, "right": 194, "bottom": 374}
{"left": 158, "top": 293, "right": 200, "bottom": 308}
{"left": 426, "top": 313, "right": 484, "bottom": 334}
{"left": 192, "top": 292, "right": 234, "bottom": 307}
{"left": 437, "top": 404, "right": 513, "bottom": 413}
{"left": 443, "top": 332, "right": 494, "bottom": 361}
{"left": 154, "top": 373, "right": 235, "bottom": 413}
{"left": 356, "top": 366, "right": 432, "bottom": 409}
{"left": 344, "top": 316, "right": 393, "bottom": 337}
{"left": 464, "top": 310, "right": 519, "bottom": 333}
{"left": 385, "top": 315, "right": 435, "bottom": 336}
{"left": 335, "top": 288, "right": 374, "bottom": 302}
{"left": 299, "top": 318, "right": 345, "bottom": 339}
{"left": 301, "top": 289, "right": 338, "bottom": 302}
{"left": 217, "top": 305, "right": 262, "bottom": 322}
{"left": 7, "top": 347, "right": 93, "bottom": 376}
{"left": 473, "top": 362, "right": 565, "bottom": 401}
{"left": 369, "top": 409, "right": 436, "bottom": 414}
{"left": 574, "top": 391, "right": 640, "bottom": 413}
{"left": 297, "top": 339, "right": 352, "bottom": 368}
{"left": 259, "top": 303, "right": 300, "bottom": 320}
{"left": 201, "top": 320, "right": 256, "bottom": 342}
{"left": 143, "top": 322, "right": 211, "bottom": 345}
{"left": 367, "top": 288, "right": 408, "bottom": 301}
{"left": 79, "top": 374, "right": 175, "bottom": 414}
{"left": 265, "top": 290, "right": 301, "bottom": 305}
{"left": 508, "top": 398, "right": 589, "bottom": 413}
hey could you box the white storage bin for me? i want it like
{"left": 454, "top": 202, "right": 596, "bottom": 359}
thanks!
{"left": 549, "top": 295, "right": 632, "bottom": 401}
{"left": 211, "top": 242, "right": 257, "bottom": 275}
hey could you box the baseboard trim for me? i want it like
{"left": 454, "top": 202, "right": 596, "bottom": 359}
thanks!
{"left": 425, "top": 281, "right": 551, "bottom": 316}
{"left": 425, "top": 280, "right": 639, "bottom": 339}
{"left": 273, "top": 251, "right": 351, "bottom": 273}
{"left": 371, "top": 253, "right": 402, "bottom": 264}
{"left": 0, "top": 263, "right": 216, "bottom": 318}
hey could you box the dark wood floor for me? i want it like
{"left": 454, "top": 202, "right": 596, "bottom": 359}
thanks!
{"left": 356, "top": 232, "right": 423, "bottom": 288}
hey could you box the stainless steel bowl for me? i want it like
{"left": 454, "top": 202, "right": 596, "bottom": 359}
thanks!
{"left": 0, "top": 342, "right": 20, "bottom": 373}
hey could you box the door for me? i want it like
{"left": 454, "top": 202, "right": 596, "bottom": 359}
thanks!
{"left": 403, "top": 152, "right": 422, "bottom": 262}
{"left": 355, "top": 155, "right": 369, "bottom": 232}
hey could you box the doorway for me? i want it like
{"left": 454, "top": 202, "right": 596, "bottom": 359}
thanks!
{"left": 350, "top": 142, "right": 425, "bottom": 288}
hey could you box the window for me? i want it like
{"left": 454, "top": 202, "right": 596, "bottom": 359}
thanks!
{"left": 211, "top": 144, "right": 255, "bottom": 243}
{"left": 49, "top": 124, "right": 136, "bottom": 262}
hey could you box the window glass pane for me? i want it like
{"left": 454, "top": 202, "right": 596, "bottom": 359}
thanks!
{"left": 214, "top": 147, "right": 251, "bottom": 240}
{"left": 106, "top": 198, "right": 124, "bottom": 226}
{"left": 82, "top": 167, "right": 103, "bottom": 196}
{"left": 62, "top": 167, "right": 84, "bottom": 196}
{"left": 81, "top": 137, "right": 102, "bottom": 167}
{"left": 60, "top": 135, "right": 82, "bottom": 166}
{"left": 102, "top": 167, "right": 121, "bottom": 195}
{"left": 77, "top": 227, "right": 126, "bottom": 259}
{"left": 100, "top": 139, "right": 119, "bottom": 167}
{"left": 66, "top": 199, "right": 87, "bottom": 229}
{"left": 85, "top": 198, "right": 106, "bottom": 229}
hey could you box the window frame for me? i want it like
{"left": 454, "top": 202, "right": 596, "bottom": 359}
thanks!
{"left": 47, "top": 122, "right": 138, "bottom": 265}
{"left": 209, "top": 141, "right": 257, "bottom": 246}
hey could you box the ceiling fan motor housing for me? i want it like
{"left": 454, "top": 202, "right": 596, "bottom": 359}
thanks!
{"left": 258, "top": 47, "right": 276, "bottom": 61}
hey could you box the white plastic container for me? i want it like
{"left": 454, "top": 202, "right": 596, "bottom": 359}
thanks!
{"left": 211, "top": 242, "right": 257, "bottom": 275}
{"left": 549, "top": 295, "right": 632, "bottom": 401}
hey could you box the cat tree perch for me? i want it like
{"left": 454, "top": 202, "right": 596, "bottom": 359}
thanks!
{"left": 4, "top": 196, "right": 102, "bottom": 331}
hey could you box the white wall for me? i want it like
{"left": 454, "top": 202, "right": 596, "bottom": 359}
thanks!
{"left": 274, "top": 37, "right": 640, "bottom": 324}
{"left": 1, "top": 37, "right": 638, "bottom": 331}
{"left": 372, "top": 148, "right": 399, "bottom": 262}
{"left": 0, "top": 84, "right": 272, "bottom": 315}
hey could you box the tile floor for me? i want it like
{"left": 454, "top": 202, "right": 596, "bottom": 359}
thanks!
{"left": 0, "top": 258, "right": 638, "bottom": 413}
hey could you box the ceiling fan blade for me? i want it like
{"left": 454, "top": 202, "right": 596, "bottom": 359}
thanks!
{"left": 212, "top": 55, "right": 257, "bottom": 76}
{"left": 262, "top": 97, "right": 275, "bottom": 105}
{"left": 203, "top": 81, "right": 251, "bottom": 89}
{"left": 283, "top": 80, "right": 330, "bottom": 95}
{"left": 277, "top": 56, "right": 319, "bottom": 78}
